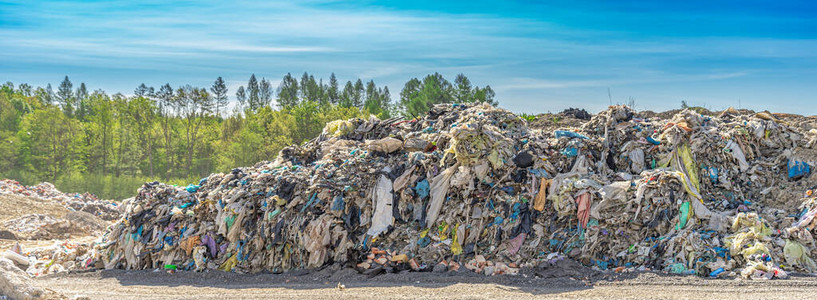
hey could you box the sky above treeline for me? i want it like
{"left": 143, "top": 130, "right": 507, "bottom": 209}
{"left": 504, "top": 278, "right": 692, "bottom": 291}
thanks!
{"left": 1, "top": 0, "right": 816, "bottom": 115}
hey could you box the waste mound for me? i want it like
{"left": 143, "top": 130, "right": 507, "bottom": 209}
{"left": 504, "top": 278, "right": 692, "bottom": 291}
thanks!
{"left": 96, "top": 103, "right": 817, "bottom": 279}
{"left": 2, "top": 212, "right": 106, "bottom": 240}
{"left": 0, "top": 180, "right": 120, "bottom": 221}
{"left": 560, "top": 108, "right": 591, "bottom": 120}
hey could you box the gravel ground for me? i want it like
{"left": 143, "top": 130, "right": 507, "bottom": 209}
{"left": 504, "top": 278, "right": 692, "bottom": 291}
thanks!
{"left": 30, "top": 267, "right": 817, "bottom": 300}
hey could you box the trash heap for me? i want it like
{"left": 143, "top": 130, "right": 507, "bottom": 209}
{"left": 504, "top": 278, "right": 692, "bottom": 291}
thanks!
{"left": 96, "top": 103, "right": 817, "bottom": 279}
{"left": 0, "top": 180, "right": 120, "bottom": 221}
{"left": 3, "top": 212, "right": 108, "bottom": 240}
{"left": 2, "top": 239, "right": 100, "bottom": 278}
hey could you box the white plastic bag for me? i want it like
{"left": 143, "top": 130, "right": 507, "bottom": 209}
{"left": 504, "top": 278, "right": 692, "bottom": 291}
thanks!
{"left": 426, "top": 165, "right": 457, "bottom": 227}
{"left": 367, "top": 173, "right": 395, "bottom": 236}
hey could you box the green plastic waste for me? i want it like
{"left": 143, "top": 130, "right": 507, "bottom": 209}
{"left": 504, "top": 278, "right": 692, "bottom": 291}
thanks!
{"left": 676, "top": 201, "right": 690, "bottom": 230}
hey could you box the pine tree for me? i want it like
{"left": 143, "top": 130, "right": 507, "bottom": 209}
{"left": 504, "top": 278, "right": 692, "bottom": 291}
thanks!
{"left": 247, "top": 74, "right": 259, "bottom": 109}
{"left": 276, "top": 73, "right": 299, "bottom": 108}
{"left": 135, "top": 83, "right": 150, "bottom": 97}
{"left": 17, "top": 83, "right": 32, "bottom": 97}
{"left": 57, "top": 76, "right": 74, "bottom": 114}
{"left": 76, "top": 83, "right": 88, "bottom": 101}
{"left": 258, "top": 78, "right": 273, "bottom": 109}
{"left": 340, "top": 81, "right": 354, "bottom": 108}
{"left": 454, "top": 74, "right": 473, "bottom": 103}
{"left": 364, "top": 80, "right": 379, "bottom": 113}
{"left": 235, "top": 86, "right": 247, "bottom": 109}
{"left": 45, "top": 83, "right": 55, "bottom": 104}
{"left": 75, "top": 82, "right": 90, "bottom": 119}
{"left": 328, "top": 73, "right": 339, "bottom": 104}
{"left": 306, "top": 75, "right": 319, "bottom": 102}
{"left": 210, "top": 77, "right": 229, "bottom": 117}
{"left": 300, "top": 72, "right": 310, "bottom": 101}
{"left": 353, "top": 79, "right": 364, "bottom": 108}
{"left": 483, "top": 85, "right": 496, "bottom": 106}
{"left": 381, "top": 86, "right": 392, "bottom": 116}
{"left": 317, "top": 78, "right": 328, "bottom": 106}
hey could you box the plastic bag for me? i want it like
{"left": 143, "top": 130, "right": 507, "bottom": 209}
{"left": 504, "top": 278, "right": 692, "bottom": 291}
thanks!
{"left": 426, "top": 166, "right": 457, "bottom": 228}
{"left": 367, "top": 174, "right": 395, "bottom": 236}
{"left": 367, "top": 137, "right": 403, "bottom": 153}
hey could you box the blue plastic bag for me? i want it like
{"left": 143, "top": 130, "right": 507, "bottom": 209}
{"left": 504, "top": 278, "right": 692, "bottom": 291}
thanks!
{"left": 554, "top": 130, "right": 589, "bottom": 139}
{"left": 788, "top": 159, "right": 811, "bottom": 180}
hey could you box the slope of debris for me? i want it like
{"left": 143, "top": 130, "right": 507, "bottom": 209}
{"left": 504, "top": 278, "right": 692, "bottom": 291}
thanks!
{"left": 0, "top": 180, "right": 120, "bottom": 221}
{"left": 94, "top": 103, "right": 817, "bottom": 279}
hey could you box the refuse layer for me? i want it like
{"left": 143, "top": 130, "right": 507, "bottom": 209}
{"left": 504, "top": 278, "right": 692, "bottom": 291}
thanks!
{"left": 87, "top": 104, "right": 817, "bottom": 279}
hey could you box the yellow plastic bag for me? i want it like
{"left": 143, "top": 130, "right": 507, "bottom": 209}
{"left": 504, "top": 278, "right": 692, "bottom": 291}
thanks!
{"left": 784, "top": 239, "right": 817, "bottom": 272}
{"left": 451, "top": 223, "right": 463, "bottom": 255}
{"left": 219, "top": 253, "right": 238, "bottom": 272}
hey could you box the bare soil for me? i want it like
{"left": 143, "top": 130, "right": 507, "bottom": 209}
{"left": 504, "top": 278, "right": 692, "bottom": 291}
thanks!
{"left": 30, "top": 268, "right": 817, "bottom": 300}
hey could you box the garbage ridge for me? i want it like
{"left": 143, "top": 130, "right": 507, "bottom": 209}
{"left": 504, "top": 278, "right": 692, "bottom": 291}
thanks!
{"left": 95, "top": 103, "right": 817, "bottom": 279}
{"left": 0, "top": 180, "right": 120, "bottom": 221}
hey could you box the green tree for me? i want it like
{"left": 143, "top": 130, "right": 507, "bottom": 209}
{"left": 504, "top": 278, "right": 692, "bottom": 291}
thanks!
{"left": 129, "top": 95, "right": 158, "bottom": 177}
{"left": 57, "top": 76, "right": 74, "bottom": 115}
{"left": 340, "top": 81, "right": 354, "bottom": 108}
{"left": 454, "top": 74, "right": 473, "bottom": 103}
{"left": 85, "top": 91, "right": 114, "bottom": 175}
{"left": 177, "top": 85, "right": 213, "bottom": 175}
{"left": 381, "top": 86, "right": 392, "bottom": 117}
{"left": 210, "top": 77, "right": 229, "bottom": 117}
{"left": 300, "top": 72, "right": 310, "bottom": 101}
{"left": 0, "top": 91, "right": 21, "bottom": 171}
{"left": 235, "top": 86, "right": 246, "bottom": 109}
{"left": 317, "top": 78, "right": 329, "bottom": 107}
{"left": 398, "top": 73, "right": 452, "bottom": 117}
{"left": 363, "top": 80, "right": 390, "bottom": 118}
{"left": 44, "top": 84, "right": 55, "bottom": 104}
{"left": 75, "top": 82, "right": 90, "bottom": 120}
{"left": 276, "top": 73, "right": 299, "bottom": 108}
{"left": 247, "top": 74, "right": 259, "bottom": 109}
{"left": 157, "top": 83, "right": 176, "bottom": 178}
{"left": 258, "top": 78, "right": 273, "bottom": 109}
{"left": 473, "top": 85, "right": 497, "bottom": 106}
{"left": 305, "top": 75, "right": 319, "bottom": 103}
{"left": 353, "top": 79, "right": 364, "bottom": 108}
{"left": 134, "top": 83, "right": 151, "bottom": 97}
{"left": 328, "top": 73, "right": 339, "bottom": 105}
{"left": 17, "top": 106, "right": 85, "bottom": 180}
{"left": 17, "top": 83, "right": 32, "bottom": 97}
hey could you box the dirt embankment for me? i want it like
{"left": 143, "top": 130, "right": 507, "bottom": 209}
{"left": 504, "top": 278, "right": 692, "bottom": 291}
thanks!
{"left": 0, "top": 194, "right": 107, "bottom": 249}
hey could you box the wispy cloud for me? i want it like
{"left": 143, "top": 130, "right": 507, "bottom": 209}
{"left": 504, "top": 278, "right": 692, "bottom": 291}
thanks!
{"left": 0, "top": 0, "right": 815, "bottom": 114}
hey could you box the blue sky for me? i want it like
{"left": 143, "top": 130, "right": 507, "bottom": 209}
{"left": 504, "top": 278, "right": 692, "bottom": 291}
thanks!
{"left": 1, "top": 0, "right": 816, "bottom": 114}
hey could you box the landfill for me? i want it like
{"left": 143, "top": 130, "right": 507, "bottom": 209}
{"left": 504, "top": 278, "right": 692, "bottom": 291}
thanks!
{"left": 86, "top": 103, "right": 817, "bottom": 279}
{"left": 2, "top": 212, "right": 107, "bottom": 240}
{"left": 0, "top": 180, "right": 120, "bottom": 221}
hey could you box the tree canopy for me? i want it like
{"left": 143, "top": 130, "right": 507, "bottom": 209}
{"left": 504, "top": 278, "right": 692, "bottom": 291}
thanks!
{"left": 0, "top": 72, "right": 495, "bottom": 199}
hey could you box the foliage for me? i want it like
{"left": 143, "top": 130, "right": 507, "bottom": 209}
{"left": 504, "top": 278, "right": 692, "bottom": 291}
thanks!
{"left": 397, "top": 73, "right": 497, "bottom": 117}
{"left": 0, "top": 73, "right": 493, "bottom": 200}
{"left": 518, "top": 113, "right": 536, "bottom": 122}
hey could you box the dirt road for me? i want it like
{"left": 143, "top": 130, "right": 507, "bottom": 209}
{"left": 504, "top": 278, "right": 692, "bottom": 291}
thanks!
{"left": 31, "top": 268, "right": 817, "bottom": 300}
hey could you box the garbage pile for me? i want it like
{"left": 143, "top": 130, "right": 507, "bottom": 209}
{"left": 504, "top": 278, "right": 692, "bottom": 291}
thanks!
{"left": 0, "top": 179, "right": 120, "bottom": 221}
{"left": 2, "top": 240, "right": 101, "bottom": 278}
{"left": 3, "top": 212, "right": 107, "bottom": 240}
{"left": 96, "top": 103, "right": 817, "bottom": 279}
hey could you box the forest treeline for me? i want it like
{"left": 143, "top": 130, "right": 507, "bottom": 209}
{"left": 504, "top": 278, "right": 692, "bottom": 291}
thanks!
{"left": 0, "top": 72, "right": 496, "bottom": 199}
